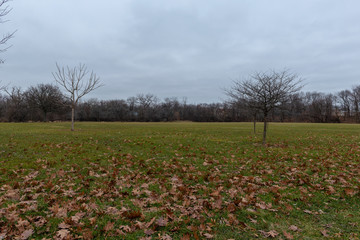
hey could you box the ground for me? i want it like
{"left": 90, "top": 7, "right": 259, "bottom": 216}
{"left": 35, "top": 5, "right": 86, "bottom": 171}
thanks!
{"left": 0, "top": 122, "right": 360, "bottom": 239}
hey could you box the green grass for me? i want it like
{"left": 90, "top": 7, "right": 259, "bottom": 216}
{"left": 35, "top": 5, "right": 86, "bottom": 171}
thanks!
{"left": 1, "top": 122, "right": 360, "bottom": 239}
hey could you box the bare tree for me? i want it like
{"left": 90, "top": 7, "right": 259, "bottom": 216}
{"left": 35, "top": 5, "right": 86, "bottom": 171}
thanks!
{"left": 25, "top": 84, "right": 66, "bottom": 121}
{"left": 351, "top": 86, "right": 360, "bottom": 123}
{"left": 226, "top": 69, "right": 303, "bottom": 145}
{"left": 0, "top": 0, "right": 15, "bottom": 64}
{"left": 4, "top": 86, "right": 28, "bottom": 121}
{"left": 53, "top": 63, "right": 103, "bottom": 131}
{"left": 338, "top": 90, "right": 352, "bottom": 121}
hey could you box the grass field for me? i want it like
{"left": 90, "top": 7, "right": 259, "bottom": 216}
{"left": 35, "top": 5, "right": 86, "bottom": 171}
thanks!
{"left": 1, "top": 122, "right": 360, "bottom": 239}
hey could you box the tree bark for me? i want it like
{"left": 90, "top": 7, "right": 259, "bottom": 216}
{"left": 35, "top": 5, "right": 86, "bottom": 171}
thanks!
{"left": 71, "top": 106, "right": 75, "bottom": 131}
{"left": 262, "top": 116, "right": 268, "bottom": 145}
{"left": 253, "top": 112, "right": 256, "bottom": 135}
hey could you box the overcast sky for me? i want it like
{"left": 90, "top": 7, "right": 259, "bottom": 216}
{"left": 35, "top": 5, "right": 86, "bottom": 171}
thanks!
{"left": 1, "top": 0, "right": 360, "bottom": 103}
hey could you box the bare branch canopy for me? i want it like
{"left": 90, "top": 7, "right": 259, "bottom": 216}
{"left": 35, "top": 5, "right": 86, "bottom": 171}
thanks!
{"left": 226, "top": 69, "right": 303, "bottom": 145}
{"left": 0, "top": 0, "right": 16, "bottom": 64}
{"left": 53, "top": 63, "right": 103, "bottom": 131}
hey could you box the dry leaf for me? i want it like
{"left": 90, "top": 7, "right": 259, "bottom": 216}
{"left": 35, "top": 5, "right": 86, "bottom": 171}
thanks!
{"left": 227, "top": 203, "right": 236, "bottom": 213}
{"left": 213, "top": 197, "right": 223, "bottom": 209}
{"left": 303, "top": 209, "right": 313, "bottom": 214}
{"left": 144, "top": 229, "right": 154, "bottom": 235}
{"left": 56, "top": 229, "right": 70, "bottom": 240}
{"left": 259, "top": 230, "right": 279, "bottom": 238}
{"left": 289, "top": 225, "right": 300, "bottom": 232}
{"left": 327, "top": 186, "right": 336, "bottom": 194}
{"left": 321, "top": 229, "right": 329, "bottom": 237}
{"left": 20, "top": 229, "right": 33, "bottom": 240}
{"left": 344, "top": 188, "right": 356, "bottom": 196}
{"left": 204, "top": 233, "right": 214, "bottom": 239}
{"left": 283, "top": 231, "right": 294, "bottom": 240}
{"left": 58, "top": 222, "right": 70, "bottom": 229}
{"left": 156, "top": 217, "right": 168, "bottom": 227}
{"left": 160, "top": 234, "right": 172, "bottom": 240}
{"left": 104, "top": 221, "right": 115, "bottom": 232}
{"left": 180, "top": 234, "right": 191, "bottom": 240}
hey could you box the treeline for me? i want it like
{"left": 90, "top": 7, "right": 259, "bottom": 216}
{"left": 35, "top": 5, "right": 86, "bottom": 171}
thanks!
{"left": 1, "top": 83, "right": 360, "bottom": 123}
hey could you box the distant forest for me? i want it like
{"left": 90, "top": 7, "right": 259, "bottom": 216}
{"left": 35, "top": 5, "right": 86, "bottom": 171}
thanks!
{"left": 0, "top": 84, "right": 359, "bottom": 123}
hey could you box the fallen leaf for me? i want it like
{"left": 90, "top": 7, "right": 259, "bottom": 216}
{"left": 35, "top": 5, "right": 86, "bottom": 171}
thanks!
{"left": 56, "top": 229, "right": 70, "bottom": 240}
{"left": 144, "top": 229, "right": 154, "bottom": 235}
{"left": 58, "top": 222, "right": 70, "bottom": 229}
{"left": 289, "top": 225, "right": 300, "bottom": 232}
{"left": 5, "top": 189, "right": 20, "bottom": 201}
{"left": 160, "top": 234, "right": 172, "bottom": 240}
{"left": 20, "top": 229, "right": 33, "bottom": 240}
{"left": 283, "top": 230, "right": 294, "bottom": 240}
{"left": 214, "top": 197, "right": 223, "bottom": 209}
{"left": 89, "top": 217, "right": 97, "bottom": 225}
{"left": 344, "top": 188, "right": 356, "bottom": 197}
{"left": 259, "top": 230, "right": 279, "bottom": 238}
{"left": 321, "top": 229, "right": 329, "bottom": 237}
{"left": 180, "top": 234, "right": 191, "bottom": 240}
{"left": 156, "top": 217, "right": 168, "bottom": 227}
{"left": 204, "top": 233, "right": 214, "bottom": 239}
{"left": 268, "top": 230, "right": 279, "bottom": 238}
{"left": 303, "top": 209, "right": 313, "bottom": 214}
{"left": 227, "top": 203, "right": 236, "bottom": 213}
{"left": 104, "top": 221, "right": 115, "bottom": 232}
{"left": 327, "top": 186, "right": 336, "bottom": 194}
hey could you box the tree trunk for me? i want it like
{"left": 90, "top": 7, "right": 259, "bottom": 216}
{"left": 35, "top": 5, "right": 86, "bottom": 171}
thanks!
{"left": 71, "top": 106, "right": 75, "bottom": 131}
{"left": 253, "top": 112, "right": 256, "bottom": 135}
{"left": 262, "top": 117, "right": 268, "bottom": 145}
{"left": 253, "top": 120, "right": 256, "bottom": 135}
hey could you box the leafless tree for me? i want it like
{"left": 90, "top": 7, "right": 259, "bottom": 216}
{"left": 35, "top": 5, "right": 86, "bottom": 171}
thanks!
{"left": 0, "top": 0, "right": 15, "bottom": 64}
{"left": 350, "top": 86, "right": 360, "bottom": 123}
{"left": 226, "top": 69, "right": 303, "bottom": 145}
{"left": 25, "top": 84, "right": 66, "bottom": 121}
{"left": 4, "top": 86, "right": 28, "bottom": 121}
{"left": 338, "top": 90, "right": 352, "bottom": 121}
{"left": 53, "top": 63, "right": 103, "bottom": 131}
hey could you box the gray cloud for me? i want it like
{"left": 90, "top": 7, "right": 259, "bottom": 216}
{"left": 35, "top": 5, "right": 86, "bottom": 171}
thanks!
{"left": 1, "top": 0, "right": 360, "bottom": 103}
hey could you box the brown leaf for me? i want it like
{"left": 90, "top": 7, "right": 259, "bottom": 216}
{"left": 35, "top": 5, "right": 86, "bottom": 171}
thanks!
{"left": 104, "top": 221, "right": 115, "bottom": 232}
{"left": 227, "top": 203, "right": 236, "bottom": 213}
{"left": 16, "top": 219, "right": 30, "bottom": 232}
{"left": 5, "top": 189, "right": 20, "bottom": 201}
{"left": 34, "top": 216, "right": 47, "bottom": 227}
{"left": 213, "top": 197, "right": 223, "bottom": 209}
{"left": 20, "top": 229, "right": 33, "bottom": 240}
{"left": 180, "top": 234, "right": 191, "bottom": 240}
{"left": 58, "top": 222, "right": 70, "bottom": 229}
{"left": 321, "top": 229, "right": 329, "bottom": 237}
{"left": 160, "top": 234, "right": 172, "bottom": 240}
{"left": 289, "top": 225, "right": 300, "bottom": 232}
{"left": 56, "top": 229, "right": 70, "bottom": 240}
{"left": 71, "top": 212, "right": 85, "bottom": 223}
{"left": 89, "top": 217, "right": 97, "bottom": 225}
{"left": 156, "top": 216, "right": 168, "bottom": 227}
{"left": 56, "top": 208, "right": 68, "bottom": 218}
{"left": 344, "top": 188, "right": 356, "bottom": 197}
{"left": 203, "top": 233, "right": 214, "bottom": 239}
{"left": 119, "top": 225, "right": 132, "bottom": 233}
{"left": 283, "top": 231, "right": 294, "bottom": 240}
{"left": 259, "top": 230, "right": 279, "bottom": 238}
{"left": 303, "top": 209, "right": 313, "bottom": 214}
{"left": 327, "top": 186, "right": 336, "bottom": 194}
{"left": 145, "top": 217, "right": 156, "bottom": 228}
{"left": 268, "top": 230, "right": 279, "bottom": 238}
{"left": 144, "top": 229, "right": 154, "bottom": 235}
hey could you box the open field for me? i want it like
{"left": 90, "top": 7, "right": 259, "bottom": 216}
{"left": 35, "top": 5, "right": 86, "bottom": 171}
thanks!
{"left": 1, "top": 122, "right": 360, "bottom": 239}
